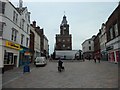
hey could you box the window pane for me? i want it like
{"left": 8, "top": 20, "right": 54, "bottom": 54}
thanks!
{"left": 114, "top": 23, "right": 118, "bottom": 37}
{"left": 89, "top": 46, "right": 91, "bottom": 50}
{"left": 21, "top": 34, "right": 24, "bottom": 44}
{"left": 16, "top": 14, "right": 18, "bottom": 23}
{"left": 11, "top": 30, "right": 14, "bottom": 40}
{"left": 0, "top": 22, "right": 3, "bottom": 36}
{"left": 110, "top": 28, "right": 113, "bottom": 39}
{"left": 26, "top": 38, "right": 29, "bottom": 46}
{"left": 14, "top": 31, "right": 17, "bottom": 41}
{"left": 13, "top": 11, "right": 15, "bottom": 22}
{"left": 0, "top": 1, "right": 5, "bottom": 14}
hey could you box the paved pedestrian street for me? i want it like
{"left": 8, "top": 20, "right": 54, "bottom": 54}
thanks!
{"left": 2, "top": 60, "right": 118, "bottom": 88}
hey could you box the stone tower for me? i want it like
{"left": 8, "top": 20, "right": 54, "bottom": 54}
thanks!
{"left": 55, "top": 15, "right": 72, "bottom": 50}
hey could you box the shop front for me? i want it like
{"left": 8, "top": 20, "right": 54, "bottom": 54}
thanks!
{"left": 19, "top": 46, "right": 31, "bottom": 66}
{"left": 107, "top": 50, "right": 120, "bottom": 63}
{"left": 101, "top": 50, "right": 108, "bottom": 61}
{"left": 106, "top": 45, "right": 120, "bottom": 63}
{"left": 115, "top": 50, "right": 120, "bottom": 62}
{"left": 3, "top": 41, "right": 21, "bottom": 71}
{"left": 94, "top": 50, "right": 101, "bottom": 59}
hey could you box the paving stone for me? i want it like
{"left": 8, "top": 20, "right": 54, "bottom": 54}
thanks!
{"left": 2, "top": 60, "right": 118, "bottom": 88}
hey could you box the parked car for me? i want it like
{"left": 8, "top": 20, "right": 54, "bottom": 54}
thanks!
{"left": 34, "top": 57, "right": 47, "bottom": 67}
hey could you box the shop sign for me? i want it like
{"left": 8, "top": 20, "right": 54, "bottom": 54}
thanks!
{"left": 25, "top": 51, "right": 31, "bottom": 56}
{"left": 6, "top": 41, "right": 21, "bottom": 50}
{"left": 106, "top": 46, "right": 113, "bottom": 51}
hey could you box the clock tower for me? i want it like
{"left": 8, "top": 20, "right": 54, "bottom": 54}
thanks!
{"left": 55, "top": 15, "right": 72, "bottom": 50}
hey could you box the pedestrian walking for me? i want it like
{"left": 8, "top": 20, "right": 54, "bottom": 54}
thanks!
{"left": 88, "top": 56, "right": 91, "bottom": 61}
{"left": 97, "top": 56, "right": 100, "bottom": 63}
{"left": 83, "top": 57, "right": 85, "bottom": 62}
{"left": 94, "top": 57, "right": 96, "bottom": 63}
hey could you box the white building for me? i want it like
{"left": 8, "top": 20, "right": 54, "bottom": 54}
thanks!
{"left": 99, "top": 23, "right": 107, "bottom": 61}
{"left": 0, "top": 0, "right": 30, "bottom": 71}
{"left": 82, "top": 35, "right": 95, "bottom": 59}
{"left": 55, "top": 50, "right": 80, "bottom": 60}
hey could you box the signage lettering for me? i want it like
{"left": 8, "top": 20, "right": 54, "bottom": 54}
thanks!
{"left": 6, "top": 41, "right": 21, "bottom": 50}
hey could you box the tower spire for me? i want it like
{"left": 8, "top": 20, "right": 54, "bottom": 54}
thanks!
{"left": 61, "top": 11, "right": 68, "bottom": 25}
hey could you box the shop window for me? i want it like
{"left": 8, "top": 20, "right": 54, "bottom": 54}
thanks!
{"left": 4, "top": 51, "right": 14, "bottom": 65}
{"left": 116, "top": 51, "right": 120, "bottom": 62}
{"left": 110, "top": 52, "right": 115, "bottom": 62}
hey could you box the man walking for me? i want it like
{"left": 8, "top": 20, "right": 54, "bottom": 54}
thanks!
{"left": 94, "top": 56, "right": 96, "bottom": 63}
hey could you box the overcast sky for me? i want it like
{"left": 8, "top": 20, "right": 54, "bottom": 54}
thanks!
{"left": 10, "top": 0, "right": 119, "bottom": 54}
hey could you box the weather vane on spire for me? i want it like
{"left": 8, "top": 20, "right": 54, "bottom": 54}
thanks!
{"left": 64, "top": 11, "right": 66, "bottom": 15}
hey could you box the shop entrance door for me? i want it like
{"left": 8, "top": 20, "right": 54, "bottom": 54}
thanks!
{"left": 8, "top": 52, "right": 13, "bottom": 64}
{"left": 14, "top": 55, "right": 17, "bottom": 67}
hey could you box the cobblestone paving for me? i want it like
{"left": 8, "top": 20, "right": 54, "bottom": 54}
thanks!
{"left": 2, "top": 60, "right": 118, "bottom": 88}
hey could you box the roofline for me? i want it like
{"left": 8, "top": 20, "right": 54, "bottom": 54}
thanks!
{"left": 8, "top": 0, "right": 28, "bottom": 15}
{"left": 106, "top": 4, "right": 120, "bottom": 24}
{"left": 81, "top": 38, "right": 92, "bottom": 45}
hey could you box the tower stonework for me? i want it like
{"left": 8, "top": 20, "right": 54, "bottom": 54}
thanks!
{"left": 55, "top": 15, "right": 72, "bottom": 50}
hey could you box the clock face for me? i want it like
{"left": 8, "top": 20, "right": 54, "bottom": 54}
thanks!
{"left": 63, "top": 27, "right": 66, "bottom": 29}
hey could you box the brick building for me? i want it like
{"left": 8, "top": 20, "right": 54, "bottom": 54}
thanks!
{"left": 106, "top": 4, "right": 120, "bottom": 63}
{"left": 55, "top": 15, "right": 72, "bottom": 50}
{"left": 94, "top": 31, "right": 101, "bottom": 59}
{"left": 30, "top": 21, "right": 49, "bottom": 61}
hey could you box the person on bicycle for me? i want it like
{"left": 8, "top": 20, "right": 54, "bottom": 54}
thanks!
{"left": 58, "top": 58, "right": 63, "bottom": 68}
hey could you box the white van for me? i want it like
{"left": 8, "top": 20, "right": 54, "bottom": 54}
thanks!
{"left": 35, "top": 57, "right": 47, "bottom": 66}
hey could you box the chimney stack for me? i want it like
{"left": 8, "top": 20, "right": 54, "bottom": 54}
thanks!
{"left": 33, "top": 21, "right": 36, "bottom": 27}
{"left": 36, "top": 26, "right": 40, "bottom": 29}
{"left": 19, "top": 0, "right": 23, "bottom": 9}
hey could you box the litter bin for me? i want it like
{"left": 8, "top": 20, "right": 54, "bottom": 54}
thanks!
{"left": 23, "top": 65, "right": 30, "bottom": 73}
